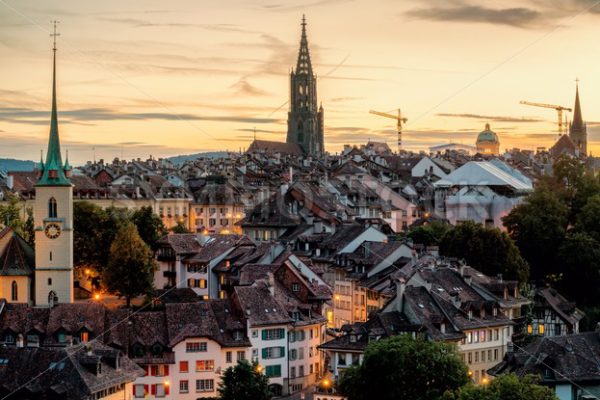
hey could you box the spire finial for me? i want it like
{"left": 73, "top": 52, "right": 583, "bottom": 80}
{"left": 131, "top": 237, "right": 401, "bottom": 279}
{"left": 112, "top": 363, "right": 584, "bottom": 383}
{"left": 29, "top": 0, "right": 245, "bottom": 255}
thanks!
{"left": 302, "top": 14, "right": 306, "bottom": 30}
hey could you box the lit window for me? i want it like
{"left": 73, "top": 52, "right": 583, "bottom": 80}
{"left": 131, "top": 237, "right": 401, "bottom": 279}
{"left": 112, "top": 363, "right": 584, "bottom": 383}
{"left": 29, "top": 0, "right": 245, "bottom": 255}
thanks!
{"left": 527, "top": 324, "right": 533, "bottom": 334}
{"left": 539, "top": 324, "right": 545, "bottom": 335}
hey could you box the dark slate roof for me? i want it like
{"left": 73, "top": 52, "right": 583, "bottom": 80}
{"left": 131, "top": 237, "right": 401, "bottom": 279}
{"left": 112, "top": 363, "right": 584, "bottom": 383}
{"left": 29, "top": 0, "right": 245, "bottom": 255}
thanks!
{"left": 0, "top": 228, "right": 34, "bottom": 276}
{"left": 239, "top": 193, "right": 300, "bottom": 228}
{"left": 45, "top": 303, "right": 106, "bottom": 344}
{"left": 185, "top": 235, "right": 252, "bottom": 264}
{"left": 489, "top": 332, "right": 600, "bottom": 384}
{"left": 535, "top": 287, "right": 584, "bottom": 326}
{"left": 318, "top": 223, "right": 367, "bottom": 251}
{"left": 0, "top": 341, "right": 143, "bottom": 400}
{"left": 319, "top": 311, "right": 421, "bottom": 352}
{"left": 233, "top": 283, "right": 292, "bottom": 327}
{"left": 158, "top": 233, "right": 202, "bottom": 254}
{"left": 247, "top": 140, "right": 303, "bottom": 156}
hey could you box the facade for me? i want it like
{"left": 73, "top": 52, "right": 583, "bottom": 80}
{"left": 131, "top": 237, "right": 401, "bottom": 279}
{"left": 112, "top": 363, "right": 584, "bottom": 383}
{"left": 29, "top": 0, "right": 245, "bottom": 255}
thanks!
{"left": 527, "top": 287, "right": 584, "bottom": 337}
{"left": 475, "top": 123, "right": 500, "bottom": 155}
{"left": 286, "top": 16, "right": 324, "bottom": 157}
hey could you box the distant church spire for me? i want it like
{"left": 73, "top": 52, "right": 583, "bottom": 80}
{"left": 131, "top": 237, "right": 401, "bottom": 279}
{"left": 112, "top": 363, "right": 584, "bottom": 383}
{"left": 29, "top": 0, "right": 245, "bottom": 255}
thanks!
{"left": 295, "top": 15, "right": 313, "bottom": 76}
{"left": 286, "top": 16, "right": 324, "bottom": 156}
{"left": 37, "top": 21, "right": 71, "bottom": 186}
{"left": 569, "top": 79, "right": 587, "bottom": 156}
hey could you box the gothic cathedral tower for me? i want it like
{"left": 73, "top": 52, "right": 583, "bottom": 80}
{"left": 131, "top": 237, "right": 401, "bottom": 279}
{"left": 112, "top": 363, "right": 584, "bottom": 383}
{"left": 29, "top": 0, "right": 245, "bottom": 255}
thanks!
{"left": 569, "top": 82, "right": 587, "bottom": 156}
{"left": 34, "top": 27, "right": 74, "bottom": 306}
{"left": 286, "top": 16, "right": 324, "bottom": 156}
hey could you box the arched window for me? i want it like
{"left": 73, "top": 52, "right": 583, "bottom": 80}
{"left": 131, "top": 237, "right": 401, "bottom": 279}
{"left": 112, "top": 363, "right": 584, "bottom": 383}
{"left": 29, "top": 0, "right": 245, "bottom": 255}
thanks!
{"left": 48, "top": 198, "right": 57, "bottom": 218}
{"left": 48, "top": 291, "right": 57, "bottom": 307}
{"left": 11, "top": 281, "right": 17, "bottom": 301}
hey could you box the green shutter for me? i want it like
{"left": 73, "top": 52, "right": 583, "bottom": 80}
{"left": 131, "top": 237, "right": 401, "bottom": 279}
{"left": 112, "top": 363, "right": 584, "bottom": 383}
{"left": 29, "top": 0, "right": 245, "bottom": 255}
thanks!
{"left": 262, "top": 348, "right": 268, "bottom": 359}
{"left": 279, "top": 328, "right": 285, "bottom": 339}
{"left": 279, "top": 347, "right": 285, "bottom": 358}
{"left": 262, "top": 330, "right": 267, "bottom": 340}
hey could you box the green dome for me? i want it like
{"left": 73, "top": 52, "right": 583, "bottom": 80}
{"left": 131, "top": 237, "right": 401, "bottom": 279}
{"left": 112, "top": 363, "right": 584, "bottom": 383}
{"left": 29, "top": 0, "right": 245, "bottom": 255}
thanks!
{"left": 477, "top": 123, "right": 499, "bottom": 143}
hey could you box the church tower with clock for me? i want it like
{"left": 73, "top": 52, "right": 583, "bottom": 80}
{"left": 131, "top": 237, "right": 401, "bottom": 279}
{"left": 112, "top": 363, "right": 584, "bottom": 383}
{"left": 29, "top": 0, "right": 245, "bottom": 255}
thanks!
{"left": 34, "top": 23, "right": 74, "bottom": 306}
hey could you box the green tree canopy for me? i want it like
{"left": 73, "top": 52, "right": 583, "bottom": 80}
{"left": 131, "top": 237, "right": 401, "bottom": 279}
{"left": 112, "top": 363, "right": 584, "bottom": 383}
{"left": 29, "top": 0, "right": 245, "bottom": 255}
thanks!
{"left": 556, "top": 232, "right": 600, "bottom": 307}
{"left": 103, "top": 222, "right": 155, "bottom": 307}
{"left": 445, "top": 374, "right": 557, "bottom": 400}
{"left": 503, "top": 185, "right": 569, "bottom": 280}
{"left": 131, "top": 206, "right": 168, "bottom": 250}
{"left": 217, "top": 360, "right": 272, "bottom": 400}
{"left": 439, "top": 221, "right": 529, "bottom": 283}
{"left": 170, "top": 220, "right": 191, "bottom": 234}
{"left": 407, "top": 221, "right": 451, "bottom": 247}
{"left": 23, "top": 207, "right": 35, "bottom": 247}
{"left": 0, "top": 194, "right": 24, "bottom": 235}
{"left": 339, "top": 335, "right": 469, "bottom": 400}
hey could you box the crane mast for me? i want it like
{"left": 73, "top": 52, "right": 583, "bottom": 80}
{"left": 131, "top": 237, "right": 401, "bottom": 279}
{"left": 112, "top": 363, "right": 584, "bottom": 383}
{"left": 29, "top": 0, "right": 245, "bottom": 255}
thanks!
{"left": 369, "top": 109, "right": 407, "bottom": 153}
{"left": 520, "top": 101, "right": 572, "bottom": 138}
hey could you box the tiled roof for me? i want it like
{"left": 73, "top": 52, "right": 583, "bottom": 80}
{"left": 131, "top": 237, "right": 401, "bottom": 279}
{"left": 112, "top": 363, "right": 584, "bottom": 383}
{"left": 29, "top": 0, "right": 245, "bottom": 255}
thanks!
{"left": 0, "top": 228, "right": 34, "bottom": 276}
{"left": 233, "top": 283, "right": 292, "bottom": 327}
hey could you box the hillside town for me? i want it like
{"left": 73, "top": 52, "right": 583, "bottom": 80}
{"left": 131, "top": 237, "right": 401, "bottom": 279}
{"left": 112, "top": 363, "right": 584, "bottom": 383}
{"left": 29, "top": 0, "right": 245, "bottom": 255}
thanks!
{"left": 1, "top": 9, "right": 600, "bottom": 400}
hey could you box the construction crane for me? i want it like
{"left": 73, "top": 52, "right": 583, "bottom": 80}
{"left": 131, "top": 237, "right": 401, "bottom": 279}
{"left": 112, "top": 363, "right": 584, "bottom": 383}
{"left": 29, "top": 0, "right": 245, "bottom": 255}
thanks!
{"left": 369, "top": 109, "right": 407, "bottom": 153}
{"left": 519, "top": 101, "right": 571, "bottom": 137}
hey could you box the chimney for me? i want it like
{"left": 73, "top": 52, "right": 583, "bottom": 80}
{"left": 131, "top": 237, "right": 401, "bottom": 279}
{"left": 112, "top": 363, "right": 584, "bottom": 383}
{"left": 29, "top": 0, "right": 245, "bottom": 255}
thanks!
{"left": 464, "top": 274, "right": 473, "bottom": 286}
{"left": 6, "top": 175, "right": 13, "bottom": 190}
{"left": 16, "top": 334, "right": 24, "bottom": 348}
{"left": 459, "top": 264, "right": 466, "bottom": 277}
{"left": 267, "top": 273, "right": 275, "bottom": 297}
{"left": 497, "top": 273, "right": 503, "bottom": 283}
{"left": 394, "top": 278, "right": 406, "bottom": 312}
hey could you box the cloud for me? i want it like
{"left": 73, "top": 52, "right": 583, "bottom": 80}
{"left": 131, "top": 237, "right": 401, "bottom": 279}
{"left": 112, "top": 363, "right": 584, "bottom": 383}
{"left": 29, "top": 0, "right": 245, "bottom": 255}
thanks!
{"left": 97, "top": 17, "right": 261, "bottom": 34}
{"left": 256, "top": 0, "right": 355, "bottom": 12}
{"left": 328, "top": 96, "right": 366, "bottom": 102}
{"left": 229, "top": 78, "right": 270, "bottom": 96}
{"left": 436, "top": 113, "right": 544, "bottom": 123}
{"left": 0, "top": 106, "right": 282, "bottom": 125}
{"left": 405, "top": 3, "right": 545, "bottom": 28}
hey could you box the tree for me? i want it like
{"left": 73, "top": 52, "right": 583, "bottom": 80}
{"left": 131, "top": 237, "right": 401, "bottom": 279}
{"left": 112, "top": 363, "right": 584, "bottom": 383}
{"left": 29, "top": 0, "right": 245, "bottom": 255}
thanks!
{"left": 556, "top": 232, "right": 600, "bottom": 307}
{"left": 439, "top": 221, "right": 529, "bottom": 283}
{"left": 171, "top": 220, "right": 191, "bottom": 234}
{"left": 217, "top": 360, "right": 272, "bottom": 400}
{"left": 575, "top": 194, "right": 600, "bottom": 242}
{"left": 103, "top": 222, "right": 155, "bottom": 307}
{"left": 446, "top": 374, "right": 557, "bottom": 400}
{"left": 131, "top": 206, "right": 168, "bottom": 250}
{"left": 407, "top": 221, "right": 451, "bottom": 247}
{"left": 73, "top": 202, "right": 114, "bottom": 270}
{"left": 339, "top": 335, "right": 469, "bottom": 400}
{"left": 23, "top": 207, "right": 35, "bottom": 247}
{"left": 0, "top": 194, "right": 24, "bottom": 234}
{"left": 503, "top": 185, "right": 569, "bottom": 280}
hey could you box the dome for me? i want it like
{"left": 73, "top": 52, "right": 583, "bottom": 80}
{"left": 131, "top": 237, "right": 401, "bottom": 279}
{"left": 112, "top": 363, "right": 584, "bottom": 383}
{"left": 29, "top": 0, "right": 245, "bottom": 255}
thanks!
{"left": 477, "top": 123, "right": 499, "bottom": 143}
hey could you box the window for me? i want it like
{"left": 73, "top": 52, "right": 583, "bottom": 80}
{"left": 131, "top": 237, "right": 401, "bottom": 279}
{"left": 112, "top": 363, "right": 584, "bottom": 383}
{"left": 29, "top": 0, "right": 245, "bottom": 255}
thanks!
{"left": 292, "top": 283, "right": 300, "bottom": 292}
{"left": 80, "top": 331, "right": 89, "bottom": 343}
{"left": 494, "top": 349, "right": 498, "bottom": 360}
{"left": 475, "top": 352, "right": 479, "bottom": 363}
{"left": 265, "top": 365, "right": 282, "bottom": 377}
{"left": 555, "top": 323, "right": 562, "bottom": 335}
{"left": 11, "top": 281, "right": 17, "bottom": 302}
{"left": 299, "top": 365, "right": 304, "bottom": 376}
{"left": 252, "top": 330, "right": 258, "bottom": 338}
{"left": 179, "top": 361, "right": 189, "bottom": 373}
{"left": 134, "top": 384, "right": 147, "bottom": 398}
{"left": 234, "top": 331, "right": 243, "bottom": 341}
{"left": 262, "top": 328, "right": 285, "bottom": 340}
{"left": 539, "top": 324, "right": 545, "bottom": 335}
{"left": 155, "top": 383, "right": 166, "bottom": 398}
{"left": 237, "top": 351, "right": 245, "bottom": 362}
{"left": 179, "top": 380, "right": 189, "bottom": 394}
{"left": 289, "top": 349, "right": 297, "bottom": 361}
{"left": 4, "top": 334, "right": 14, "bottom": 344}
{"left": 48, "top": 198, "right": 57, "bottom": 218}
{"left": 186, "top": 342, "right": 207, "bottom": 352}
{"left": 226, "top": 351, "right": 232, "bottom": 363}
{"left": 196, "top": 360, "right": 214, "bottom": 371}
{"left": 48, "top": 278, "right": 52, "bottom": 286}
{"left": 468, "top": 352, "right": 472, "bottom": 364}
{"left": 527, "top": 324, "right": 533, "bottom": 334}
{"left": 57, "top": 332, "right": 67, "bottom": 344}
{"left": 49, "top": 252, "right": 52, "bottom": 261}
{"left": 262, "top": 347, "right": 285, "bottom": 359}
{"left": 291, "top": 366, "right": 296, "bottom": 379}
{"left": 196, "top": 379, "right": 214, "bottom": 392}
{"left": 298, "top": 347, "right": 304, "bottom": 360}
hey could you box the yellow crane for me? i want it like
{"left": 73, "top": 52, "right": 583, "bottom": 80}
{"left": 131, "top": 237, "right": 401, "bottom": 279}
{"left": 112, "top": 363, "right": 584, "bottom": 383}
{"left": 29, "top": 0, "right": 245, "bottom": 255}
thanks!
{"left": 369, "top": 109, "right": 407, "bottom": 153}
{"left": 519, "top": 101, "right": 571, "bottom": 137}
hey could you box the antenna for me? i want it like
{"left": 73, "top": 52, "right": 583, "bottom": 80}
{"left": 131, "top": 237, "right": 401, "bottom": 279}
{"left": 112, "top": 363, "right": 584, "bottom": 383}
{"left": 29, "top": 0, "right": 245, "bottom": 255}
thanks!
{"left": 50, "top": 20, "right": 60, "bottom": 51}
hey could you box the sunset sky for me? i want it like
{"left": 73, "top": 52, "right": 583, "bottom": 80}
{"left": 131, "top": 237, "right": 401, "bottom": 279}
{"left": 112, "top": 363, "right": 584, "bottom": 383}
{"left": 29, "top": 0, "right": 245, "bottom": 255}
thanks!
{"left": 1, "top": 0, "right": 600, "bottom": 164}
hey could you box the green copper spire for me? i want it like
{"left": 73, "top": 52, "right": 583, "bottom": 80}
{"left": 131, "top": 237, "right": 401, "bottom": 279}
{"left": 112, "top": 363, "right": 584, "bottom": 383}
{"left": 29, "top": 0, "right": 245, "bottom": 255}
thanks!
{"left": 37, "top": 21, "right": 71, "bottom": 187}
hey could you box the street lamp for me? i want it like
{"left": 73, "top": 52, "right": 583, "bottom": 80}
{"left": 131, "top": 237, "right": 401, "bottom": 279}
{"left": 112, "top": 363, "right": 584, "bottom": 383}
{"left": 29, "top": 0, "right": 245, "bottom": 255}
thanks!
{"left": 94, "top": 293, "right": 101, "bottom": 301}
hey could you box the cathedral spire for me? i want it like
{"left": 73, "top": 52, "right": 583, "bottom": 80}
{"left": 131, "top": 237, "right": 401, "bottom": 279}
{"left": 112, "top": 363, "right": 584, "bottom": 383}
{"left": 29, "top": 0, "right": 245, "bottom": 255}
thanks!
{"left": 295, "top": 15, "right": 313, "bottom": 76}
{"left": 37, "top": 21, "right": 71, "bottom": 187}
{"left": 572, "top": 80, "right": 583, "bottom": 131}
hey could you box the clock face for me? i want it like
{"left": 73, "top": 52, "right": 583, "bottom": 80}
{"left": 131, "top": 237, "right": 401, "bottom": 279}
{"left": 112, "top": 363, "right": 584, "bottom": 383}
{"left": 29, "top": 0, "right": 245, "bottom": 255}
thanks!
{"left": 44, "top": 223, "right": 61, "bottom": 239}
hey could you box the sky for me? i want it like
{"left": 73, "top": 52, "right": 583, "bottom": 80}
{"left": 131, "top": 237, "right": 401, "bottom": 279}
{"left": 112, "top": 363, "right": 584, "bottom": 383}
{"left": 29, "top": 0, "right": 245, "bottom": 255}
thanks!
{"left": 1, "top": 0, "right": 600, "bottom": 164}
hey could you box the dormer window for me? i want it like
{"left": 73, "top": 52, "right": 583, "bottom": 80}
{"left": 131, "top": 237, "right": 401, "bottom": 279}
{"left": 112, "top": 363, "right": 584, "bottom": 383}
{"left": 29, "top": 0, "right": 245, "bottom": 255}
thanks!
{"left": 291, "top": 311, "right": 301, "bottom": 321}
{"left": 4, "top": 334, "right": 14, "bottom": 345}
{"left": 233, "top": 331, "right": 243, "bottom": 341}
{"left": 152, "top": 343, "right": 163, "bottom": 356}
{"left": 26, "top": 334, "right": 39, "bottom": 347}
{"left": 292, "top": 283, "right": 300, "bottom": 292}
{"left": 132, "top": 343, "right": 145, "bottom": 357}
{"left": 80, "top": 331, "right": 89, "bottom": 343}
